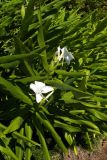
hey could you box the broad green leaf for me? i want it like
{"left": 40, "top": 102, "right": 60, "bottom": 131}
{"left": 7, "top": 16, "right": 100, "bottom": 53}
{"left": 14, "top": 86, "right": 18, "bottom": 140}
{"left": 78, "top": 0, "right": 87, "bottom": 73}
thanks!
{"left": 0, "top": 77, "right": 33, "bottom": 105}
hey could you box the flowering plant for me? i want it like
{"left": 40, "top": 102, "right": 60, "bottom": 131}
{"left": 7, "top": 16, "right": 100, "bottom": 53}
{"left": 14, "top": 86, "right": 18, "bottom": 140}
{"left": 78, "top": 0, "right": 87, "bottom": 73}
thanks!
{"left": 0, "top": 1, "right": 107, "bottom": 160}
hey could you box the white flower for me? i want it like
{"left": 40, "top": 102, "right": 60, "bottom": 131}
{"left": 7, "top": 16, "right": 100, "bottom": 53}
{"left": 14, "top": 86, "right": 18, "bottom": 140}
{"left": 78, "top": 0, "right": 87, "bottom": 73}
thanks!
{"left": 55, "top": 46, "right": 62, "bottom": 61}
{"left": 55, "top": 46, "right": 74, "bottom": 65}
{"left": 30, "top": 81, "right": 54, "bottom": 103}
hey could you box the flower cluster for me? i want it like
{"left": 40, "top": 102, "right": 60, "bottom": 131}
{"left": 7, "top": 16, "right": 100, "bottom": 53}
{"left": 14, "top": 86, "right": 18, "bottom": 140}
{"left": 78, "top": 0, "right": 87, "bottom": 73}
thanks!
{"left": 55, "top": 46, "right": 74, "bottom": 65}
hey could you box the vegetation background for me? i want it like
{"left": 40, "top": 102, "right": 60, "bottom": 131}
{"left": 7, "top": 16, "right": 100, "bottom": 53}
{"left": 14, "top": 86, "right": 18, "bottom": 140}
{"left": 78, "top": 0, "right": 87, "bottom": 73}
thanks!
{"left": 0, "top": 0, "right": 107, "bottom": 159}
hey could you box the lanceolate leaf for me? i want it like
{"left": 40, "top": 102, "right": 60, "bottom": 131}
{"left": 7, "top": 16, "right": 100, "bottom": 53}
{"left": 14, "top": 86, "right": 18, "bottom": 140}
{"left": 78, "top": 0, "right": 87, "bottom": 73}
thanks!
{"left": 0, "top": 123, "right": 40, "bottom": 146}
{"left": 0, "top": 146, "right": 18, "bottom": 160}
{"left": 0, "top": 61, "right": 20, "bottom": 68}
{"left": 56, "top": 116, "right": 99, "bottom": 131}
{"left": 25, "top": 123, "right": 33, "bottom": 160}
{"left": 55, "top": 70, "right": 86, "bottom": 77}
{"left": 46, "top": 79, "right": 91, "bottom": 98}
{"left": 0, "top": 77, "right": 33, "bottom": 105}
{"left": 54, "top": 120, "right": 81, "bottom": 132}
{"left": 15, "top": 128, "right": 24, "bottom": 160}
{"left": 0, "top": 47, "right": 44, "bottom": 64}
{"left": 87, "top": 109, "right": 107, "bottom": 121}
{"left": 33, "top": 116, "right": 51, "bottom": 160}
{"left": 91, "top": 16, "right": 107, "bottom": 37}
{"left": 20, "top": 0, "right": 35, "bottom": 40}
{"left": 3, "top": 116, "right": 24, "bottom": 135}
{"left": 36, "top": 112, "right": 68, "bottom": 154}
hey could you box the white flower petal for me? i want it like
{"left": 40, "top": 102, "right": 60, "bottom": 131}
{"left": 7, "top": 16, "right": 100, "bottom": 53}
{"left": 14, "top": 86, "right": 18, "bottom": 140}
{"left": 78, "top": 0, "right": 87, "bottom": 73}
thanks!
{"left": 42, "top": 86, "right": 54, "bottom": 93}
{"left": 36, "top": 93, "right": 43, "bottom": 103}
{"left": 55, "top": 46, "right": 61, "bottom": 55}
{"left": 65, "top": 56, "right": 71, "bottom": 65}
{"left": 61, "top": 47, "right": 74, "bottom": 64}
{"left": 34, "top": 81, "right": 45, "bottom": 89}
{"left": 30, "top": 83, "right": 38, "bottom": 93}
{"left": 30, "top": 81, "right": 54, "bottom": 103}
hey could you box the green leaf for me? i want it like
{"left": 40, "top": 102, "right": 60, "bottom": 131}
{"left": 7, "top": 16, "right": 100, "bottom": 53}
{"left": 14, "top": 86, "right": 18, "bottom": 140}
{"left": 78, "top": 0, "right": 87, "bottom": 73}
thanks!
{"left": 55, "top": 70, "right": 86, "bottom": 77}
{"left": 0, "top": 61, "right": 20, "bottom": 68}
{"left": 13, "top": 131, "right": 40, "bottom": 147}
{"left": 15, "top": 76, "right": 47, "bottom": 84}
{"left": 61, "top": 91, "right": 74, "bottom": 103}
{"left": 37, "top": 8, "right": 49, "bottom": 72}
{"left": 91, "top": 16, "right": 107, "bottom": 36}
{"left": 36, "top": 112, "right": 68, "bottom": 154}
{"left": 15, "top": 128, "right": 24, "bottom": 160}
{"left": 46, "top": 78, "right": 91, "bottom": 98}
{"left": 54, "top": 120, "right": 81, "bottom": 133}
{"left": 21, "top": 5, "right": 25, "bottom": 19}
{"left": 20, "top": 0, "right": 35, "bottom": 40}
{"left": 56, "top": 116, "right": 99, "bottom": 131}
{"left": 88, "top": 109, "right": 107, "bottom": 121}
{"left": 3, "top": 116, "right": 24, "bottom": 135}
{"left": 0, "top": 77, "right": 33, "bottom": 105}
{"left": 33, "top": 116, "right": 51, "bottom": 160}
{"left": 69, "top": 110, "right": 85, "bottom": 115}
{"left": 0, "top": 123, "right": 40, "bottom": 147}
{"left": 80, "top": 101, "right": 103, "bottom": 108}
{"left": 64, "top": 132, "right": 73, "bottom": 146}
{"left": 25, "top": 123, "right": 33, "bottom": 160}
{"left": 85, "top": 132, "right": 93, "bottom": 150}
{"left": 0, "top": 50, "right": 37, "bottom": 64}
{"left": 0, "top": 146, "right": 18, "bottom": 160}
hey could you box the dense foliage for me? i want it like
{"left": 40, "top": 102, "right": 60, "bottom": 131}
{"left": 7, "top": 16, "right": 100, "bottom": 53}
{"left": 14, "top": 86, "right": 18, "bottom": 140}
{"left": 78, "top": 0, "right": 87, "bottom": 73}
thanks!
{"left": 0, "top": 0, "right": 107, "bottom": 159}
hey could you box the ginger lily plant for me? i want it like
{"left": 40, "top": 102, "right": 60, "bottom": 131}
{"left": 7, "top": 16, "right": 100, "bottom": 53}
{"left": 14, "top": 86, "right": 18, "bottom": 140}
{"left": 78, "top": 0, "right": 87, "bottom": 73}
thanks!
{"left": 0, "top": 1, "right": 107, "bottom": 160}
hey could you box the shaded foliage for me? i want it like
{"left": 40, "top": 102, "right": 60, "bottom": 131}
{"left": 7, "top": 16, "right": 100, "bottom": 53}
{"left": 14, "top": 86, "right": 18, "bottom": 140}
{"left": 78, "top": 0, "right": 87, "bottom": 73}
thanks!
{"left": 0, "top": 0, "right": 107, "bottom": 160}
